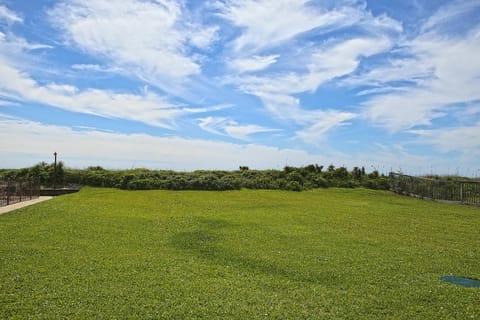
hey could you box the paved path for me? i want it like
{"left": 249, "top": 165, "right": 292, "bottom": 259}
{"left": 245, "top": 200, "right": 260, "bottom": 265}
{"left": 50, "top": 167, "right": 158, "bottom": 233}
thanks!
{"left": 0, "top": 197, "right": 53, "bottom": 215}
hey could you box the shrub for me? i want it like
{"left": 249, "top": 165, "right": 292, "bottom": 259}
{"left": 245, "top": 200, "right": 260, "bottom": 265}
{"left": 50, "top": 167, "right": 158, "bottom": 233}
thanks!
{"left": 285, "top": 181, "right": 303, "bottom": 191}
{"left": 3, "top": 163, "right": 393, "bottom": 192}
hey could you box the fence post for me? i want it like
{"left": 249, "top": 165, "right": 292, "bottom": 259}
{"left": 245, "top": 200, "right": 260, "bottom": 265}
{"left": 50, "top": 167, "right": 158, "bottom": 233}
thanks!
{"left": 460, "top": 183, "right": 463, "bottom": 203}
{"left": 6, "top": 179, "right": 10, "bottom": 206}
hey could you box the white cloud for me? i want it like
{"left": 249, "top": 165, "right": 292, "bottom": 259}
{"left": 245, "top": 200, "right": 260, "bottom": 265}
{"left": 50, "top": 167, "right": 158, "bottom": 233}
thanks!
{"left": 49, "top": 0, "right": 217, "bottom": 92}
{"left": 421, "top": 0, "right": 480, "bottom": 34}
{"left": 462, "top": 104, "right": 480, "bottom": 116}
{"left": 230, "top": 55, "right": 279, "bottom": 73}
{"left": 0, "top": 100, "right": 19, "bottom": 106}
{"left": 355, "top": 87, "right": 408, "bottom": 96}
{"left": 255, "top": 92, "right": 356, "bottom": 143}
{"left": 361, "top": 13, "right": 402, "bottom": 34}
{"left": 343, "top": 58, "right": 434, "bottom": 88}
{"left": 216, "top": 0, "right": 401, "bottom": 144}
{"left": 0, "top": 31, "right": 52, "bottom": 62}
{"left": 198, "top": 116, "right": 279, "bottom": 140}
{"left": 363, "top": 90, "right": 446, "bottom": 131}
{"left": 223, "top": 124, "right": 275, "bottom": 141}
{"left": 186, "top": 25, "right": 219, "bottom": 49}
{"left": 410, "top": 125, "right": 480, "bottom": 154}
{"left": 218, "top": 0, "right": 345, "bottom": 52}
{"left": 198, "top": 116, "right": 229, "bottom": 136}
{"left": 348, "top": 1, "right": 480, "bottom": 132}
{"left": 0, "top": 117, "right": 476, "bottom": 176}
{"left": 232, "top": 37, "right": 391, "bottom": 95}
{"left": 0, "top": 28, "right": 199, "bottom": 128}
{"left": 0, "top": 57, "right": 184, "bottom": 127}
{"left": 0, "top": 118, "right": 324, "bottom": 170}
{"left": 71, "top": 64, "right": 121, "bottom": 73}
{"left": 183, "top": 103, "right": 234, "bottom": 114}
{"left": 362, "top": 29, "right": 480, "bottom": 131}
{"left": 0, "top": 5, "right": 22, "bottom": 23}
{"left": 216, "top": 0, "right": 401, "bottom": 54}
{"left": 224, "top": 37, "right": 389, "bottom": 143}
{"left": 295, "top": 111, "right": 356, "bottom": 144}
{"left": 253, "top": 93, "right": 308, "bottom": 124}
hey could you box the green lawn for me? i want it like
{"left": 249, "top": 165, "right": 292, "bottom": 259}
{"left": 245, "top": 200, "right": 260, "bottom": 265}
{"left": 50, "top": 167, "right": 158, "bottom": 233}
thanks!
{"left": 0, "top": 187, "right": 479, "bottom": 319}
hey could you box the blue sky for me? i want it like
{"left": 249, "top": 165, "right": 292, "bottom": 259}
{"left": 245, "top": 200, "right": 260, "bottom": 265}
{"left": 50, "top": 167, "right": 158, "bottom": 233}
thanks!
{"left": 0, "top": 0, "right": 479, "bottom": 176}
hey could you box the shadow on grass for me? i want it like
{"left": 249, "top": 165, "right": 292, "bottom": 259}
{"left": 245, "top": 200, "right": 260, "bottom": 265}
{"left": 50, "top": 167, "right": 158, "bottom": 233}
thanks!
{"left": 170, "top": 217, "right": 340, "bottom": 285}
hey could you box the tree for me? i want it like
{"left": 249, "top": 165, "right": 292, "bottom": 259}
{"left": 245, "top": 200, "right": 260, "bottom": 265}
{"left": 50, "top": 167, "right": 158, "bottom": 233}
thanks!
{"left": 352, "top": 167, "right": 362, "bottom": 180}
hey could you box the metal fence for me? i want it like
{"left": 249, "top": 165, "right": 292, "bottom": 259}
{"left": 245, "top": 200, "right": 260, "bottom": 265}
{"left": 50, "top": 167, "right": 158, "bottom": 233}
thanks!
{"left": 390, "top": 173, "right": 480, "bottom": 206}
{"left": 0, "top": 178, "right": 40, "bottom": 207}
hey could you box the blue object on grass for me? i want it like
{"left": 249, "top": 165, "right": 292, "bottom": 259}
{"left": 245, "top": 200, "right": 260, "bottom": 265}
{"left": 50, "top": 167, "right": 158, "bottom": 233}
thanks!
{"left": 440, "top": 276, "right": 480, "bottom": 288}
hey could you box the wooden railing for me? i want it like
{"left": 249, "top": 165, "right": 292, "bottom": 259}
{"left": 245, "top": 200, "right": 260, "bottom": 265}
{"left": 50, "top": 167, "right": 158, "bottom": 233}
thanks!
{"left": 390, "top": 173, "right": 480, "bottom": 205}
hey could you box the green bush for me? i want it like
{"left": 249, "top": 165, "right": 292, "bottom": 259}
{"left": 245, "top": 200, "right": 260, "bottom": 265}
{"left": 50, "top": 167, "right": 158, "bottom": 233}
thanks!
{"left": 285, "top": 181, "right": 303, "bottom": 191}
{"left": 2, "top": 163, "right": 395, "bottom": 192}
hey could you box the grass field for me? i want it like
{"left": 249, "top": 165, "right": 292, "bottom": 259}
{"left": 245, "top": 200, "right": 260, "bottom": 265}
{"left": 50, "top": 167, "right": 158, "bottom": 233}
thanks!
{"left": 0, "top": 187, "right": 479, "bottom": 319}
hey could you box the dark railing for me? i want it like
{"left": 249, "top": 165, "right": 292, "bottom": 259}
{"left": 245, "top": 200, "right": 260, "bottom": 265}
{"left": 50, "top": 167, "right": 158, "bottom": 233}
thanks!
{"left": 390, "top": 173, "right": 480, "bottom": 206}
{"left": 0, "top": 178, "right": 40, "bottom": 207}
{"left": 40, "top": 184, "right": 82, "bottom": 196}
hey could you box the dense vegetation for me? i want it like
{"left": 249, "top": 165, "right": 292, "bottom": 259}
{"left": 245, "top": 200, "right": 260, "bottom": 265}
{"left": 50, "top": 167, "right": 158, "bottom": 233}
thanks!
{"left": 1, "top": 188, "right": 479, "bottom": 319}
{"left": 0, "top": 162, "right": 390, "bottom": 191}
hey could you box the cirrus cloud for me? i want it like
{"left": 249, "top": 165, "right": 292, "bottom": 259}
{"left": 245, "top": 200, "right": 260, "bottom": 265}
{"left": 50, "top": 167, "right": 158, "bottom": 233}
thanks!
{"left": 49, "top": 0, "right": 218, "bottom": 93}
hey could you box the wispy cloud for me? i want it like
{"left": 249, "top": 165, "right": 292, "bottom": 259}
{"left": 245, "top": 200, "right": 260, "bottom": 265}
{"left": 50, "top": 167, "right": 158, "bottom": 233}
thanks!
{"left": 362, "top": 28, "right": 480, "bottom": 131}
{"left": 0, "top": 33, "right": 185, "bottom": 128}
{"left": 216, "top": 0, "right": 401, "bottom": 54}
{"left": 410, "top": 125, "right": 480, "bottom": 154}
{"left": 234, "top": 37, "right": 392, "bottom": 95}
{"left": 343, "top": 58, "right": 434, "bottom": 89}
{"left": 225, "top": 36, "right": 389, "bottom": 143}
{"left": 216, "top": 0, "right": 354, "bottom": 53}
{"left": 216, "top": 0, "right": 400, "bottom": 144}
{"left": 1, "top": 66, "right": 183, "bottom": 127}
{"left": 0, "top": 100, "right": 16, "bottom": 106}
{"left": 254, "top": 92, "right": 356, "bottom": 143}
{"left": 230, "top": 55, "right": 279, "bottom": 73}
{"left": 0, "top": 5, "right": 22, "bottom": 23}
{"left": 421, "top": 0, "right": 480, "bottom": 34}
{"left": 71, "top": 64, "right": 121, "bottom": 73}
{"left": 49, "top": 0, "right": 217, "bottom": 93}
{"left": 198, "top": 116, "right": 279, "bottom": 141}
{"left": 295, "top": 111, "right": 356, "bottom": 144}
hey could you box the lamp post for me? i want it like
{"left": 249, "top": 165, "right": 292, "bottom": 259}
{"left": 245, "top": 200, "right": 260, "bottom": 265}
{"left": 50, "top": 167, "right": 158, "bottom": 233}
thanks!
{"left": 53, "top": 152, "right": 57, "bottom": 191}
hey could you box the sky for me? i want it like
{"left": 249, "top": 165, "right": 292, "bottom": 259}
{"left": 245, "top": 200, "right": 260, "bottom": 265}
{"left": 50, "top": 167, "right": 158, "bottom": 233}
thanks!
{"left": 0, "top": 0, "right": 479, "bottom": 176}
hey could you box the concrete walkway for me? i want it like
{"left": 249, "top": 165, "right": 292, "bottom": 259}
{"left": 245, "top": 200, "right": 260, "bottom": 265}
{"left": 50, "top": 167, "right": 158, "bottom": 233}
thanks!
{"left": 0, "top": 196, "right": 53, "bottom": 215}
